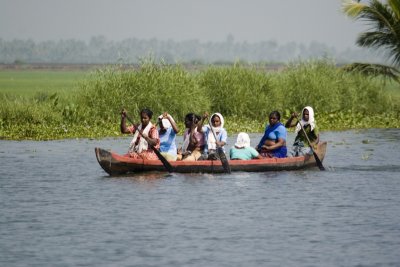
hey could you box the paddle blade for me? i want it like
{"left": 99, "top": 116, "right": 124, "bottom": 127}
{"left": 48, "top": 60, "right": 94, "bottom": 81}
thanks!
{"left": 152, "top": 146, "right": 173, "bottom": 173}
{"left": 313, "top": 151, "right": 325, "bottom": 171}
{"left": 217, "top": 147, "right": 231, "bottom": 173}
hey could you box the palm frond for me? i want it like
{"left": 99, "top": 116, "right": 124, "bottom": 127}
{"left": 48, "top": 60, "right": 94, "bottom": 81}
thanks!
{"left": 343, "top": 0, "right": 400, "bottom": 68}
{"left": 349, "top": 1, "right": 392, "bottom": 32}
{"left": 388, "top": 46, "right": 400, "bottom": 66}
{"left": 342, "top": 62, "right": 400, "bottom": 82}
{"left": 389, "top": 0, "right": 400, "bottom": 20}
{"left": 342, "top": 0, "right": 366, "bottom": 17}
{"left": 358, "top": 31, "right": 392, "bottom": 46}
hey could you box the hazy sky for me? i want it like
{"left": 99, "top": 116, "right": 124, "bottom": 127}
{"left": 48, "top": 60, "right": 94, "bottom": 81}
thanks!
{"left": 0, "top": 0, "right": 366, "bottom": 50}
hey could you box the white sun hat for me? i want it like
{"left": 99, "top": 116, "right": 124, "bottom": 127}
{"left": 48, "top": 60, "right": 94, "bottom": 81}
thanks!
{"left": 235, "top": 132, "right": 251, "bottom": 148}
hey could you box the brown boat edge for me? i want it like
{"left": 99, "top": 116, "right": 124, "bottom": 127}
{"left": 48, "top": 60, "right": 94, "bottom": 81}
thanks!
{"left": 95, "top": 142, "right": 327, "bottom": 176}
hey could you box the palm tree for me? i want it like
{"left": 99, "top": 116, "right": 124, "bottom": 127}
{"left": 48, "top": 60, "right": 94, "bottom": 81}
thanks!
{"left": 342, "top": 0, "right": 400, "bottom": 81}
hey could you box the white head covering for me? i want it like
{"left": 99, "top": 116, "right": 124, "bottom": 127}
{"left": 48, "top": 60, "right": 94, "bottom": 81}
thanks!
{"left": 295, "top": 106, "right": 316, "bottom": 134}
{"left": 158, "top": 114, "right": 175, "bottom": 129}
{"left": 210, "top": 113, "right": 224, "bottom": 129}
{"left": 206, "top": 113, "right": 224, "bottom": 150}
{"left": 235, "top": 132, "right": 251, "bottom": 148}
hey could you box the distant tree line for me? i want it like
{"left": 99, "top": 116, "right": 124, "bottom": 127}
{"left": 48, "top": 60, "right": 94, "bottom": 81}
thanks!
{"left": 0, "top": 35, "right": 386, "bottom": 65}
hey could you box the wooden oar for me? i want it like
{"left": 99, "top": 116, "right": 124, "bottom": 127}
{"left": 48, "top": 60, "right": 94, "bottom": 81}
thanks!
{"left": 208, "top": 119, "right": 231, "bottom": 174}
{"left": 297, "top": 119, "right": 325, "bottom": 171}
{"left": 125, "top": 115, "right": 173, "bottom": 173}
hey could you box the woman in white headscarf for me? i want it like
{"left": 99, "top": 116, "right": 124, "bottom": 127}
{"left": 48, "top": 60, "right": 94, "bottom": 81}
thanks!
{"left": 202, "top": 112, "right": 228, "bottom": 160}
{"left": 285, "top": 106, "right": 320, "bottom": 156}
{"left": 157, "top": 112, "right": 179, "bottom": 161}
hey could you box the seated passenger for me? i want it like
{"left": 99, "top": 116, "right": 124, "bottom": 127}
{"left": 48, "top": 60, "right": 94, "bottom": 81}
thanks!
{"left": 230, "top": 132, "right": 263, "bottom": 160}
{"left": 255, "top": 110, "right": 287, "bottom": 158}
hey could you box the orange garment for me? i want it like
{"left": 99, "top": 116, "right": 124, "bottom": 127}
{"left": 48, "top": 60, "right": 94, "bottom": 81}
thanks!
{"left": 125, "top": 125, "right": 160, "bottom": 160}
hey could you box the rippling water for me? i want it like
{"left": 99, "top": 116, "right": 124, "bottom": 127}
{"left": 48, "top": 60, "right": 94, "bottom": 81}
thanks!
{"left": 1, "top": 129, "right": 400, "bottom": 267}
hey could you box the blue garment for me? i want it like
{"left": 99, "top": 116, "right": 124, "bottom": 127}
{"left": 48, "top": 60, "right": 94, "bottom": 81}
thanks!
{"left": 159, "top": 127, "right": 177, "bottom": 157}
{"left": 257, "top": 122, "right": 287, "bottom": 158}
{"left": 202, "top": 126, "right": 228, "bottom": 154}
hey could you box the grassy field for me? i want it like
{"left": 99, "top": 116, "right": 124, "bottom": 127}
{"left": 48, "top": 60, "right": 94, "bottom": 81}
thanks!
{"left": 0, "top": 70, "right": 91, "bottom": 96}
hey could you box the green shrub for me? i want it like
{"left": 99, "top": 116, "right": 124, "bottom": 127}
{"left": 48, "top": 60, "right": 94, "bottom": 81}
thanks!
{"left": 1, "top": 60, "right": 398, "bottom": 140}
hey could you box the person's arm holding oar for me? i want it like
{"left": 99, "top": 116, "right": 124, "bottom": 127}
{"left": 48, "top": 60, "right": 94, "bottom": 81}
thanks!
{"left": 137, "top": 126, "right": 158, "bottom": 147}
{"left": 121, "top": 109, "right": 158, "bottom": 147}
{"left": 292, "top": 111, "right": 325, "bottom": 171}
{"left": 286, "top": 111, "right": 321, "bottom": 146}
{"left": 297, "top": 120, "right": 325, "bottom": 170}
{"left": 197, "top": 112, "right": 208, "bottom": 133}
{"left": 285, "top": 112, "right": 299, "bottom": 128}
{"left": 121, "top": 109, "right": 136, "bottom": 134}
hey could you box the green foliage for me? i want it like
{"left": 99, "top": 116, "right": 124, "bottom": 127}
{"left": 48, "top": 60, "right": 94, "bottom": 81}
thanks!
{"left": 318, "top": 111, "right": 400, "bottom": 130}
{"left": 277, "top": 60, "right": 397, "bottom": 114}
{"left": 197, "top": 64, "right": 275, "bottom": 120}
{"left": 75, "top": 61, "right": 210, "bottom": 124}
{"left": 0, "top": 60, "right": 399, "bottom": 140}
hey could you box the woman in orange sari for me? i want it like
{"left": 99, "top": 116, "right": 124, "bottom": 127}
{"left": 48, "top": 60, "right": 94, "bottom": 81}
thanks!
{"left": 120, "top": 108, "right": 160, "bottom": 160}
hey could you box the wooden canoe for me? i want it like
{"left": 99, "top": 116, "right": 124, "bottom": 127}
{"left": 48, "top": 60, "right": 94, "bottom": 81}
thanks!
{"left": 95, "top": 142, "right": 327, "bottom": 175}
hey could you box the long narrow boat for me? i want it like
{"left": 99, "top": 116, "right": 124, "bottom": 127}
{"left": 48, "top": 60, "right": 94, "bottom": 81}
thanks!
{"left": 95, "top": 142, "right": 327, "bottom": 175}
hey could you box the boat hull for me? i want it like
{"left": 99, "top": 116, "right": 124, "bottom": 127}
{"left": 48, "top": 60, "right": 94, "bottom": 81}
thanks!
{"left": 95, "top": 142, "right": 327, "bottom": 175}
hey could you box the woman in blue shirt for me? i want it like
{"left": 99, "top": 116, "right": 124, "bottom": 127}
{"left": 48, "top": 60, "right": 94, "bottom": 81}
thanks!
{"left": 158, "top": 112, "right": 180, "bottom": 161}
{"left": 256, "top": 110, "right": 287, "bottom": 158}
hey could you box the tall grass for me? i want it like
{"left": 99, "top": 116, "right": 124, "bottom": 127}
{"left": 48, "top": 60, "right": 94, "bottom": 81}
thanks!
{"left": 75, "top": 61, "right": 210, "bottom": 123}
{"left": 197, "top": 63, "right": 276, "bottom": 120}
{"left": 0, "top": 60, "right": 399, "bottom": 140}
{"left": 275, "top": 60, "right": 397, "bottom": 114}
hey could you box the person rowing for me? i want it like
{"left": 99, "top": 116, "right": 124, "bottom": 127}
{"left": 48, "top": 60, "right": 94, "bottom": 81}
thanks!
{"left": 120, "top": 108, "right": 160, "bottom": 160}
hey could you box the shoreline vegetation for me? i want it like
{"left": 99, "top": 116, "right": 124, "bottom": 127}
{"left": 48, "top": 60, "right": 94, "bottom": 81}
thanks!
{"left": 1, "top": 60, "right": 399, "bottom": 141}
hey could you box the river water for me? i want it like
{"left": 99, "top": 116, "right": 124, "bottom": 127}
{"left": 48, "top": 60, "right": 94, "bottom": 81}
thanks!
{"left": 1, "top": 129, "right": 399, "bottom": 267}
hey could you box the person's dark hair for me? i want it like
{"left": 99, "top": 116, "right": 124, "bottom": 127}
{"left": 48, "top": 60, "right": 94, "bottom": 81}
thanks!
{"left": 195, "top": 114, "right": 201, "bottom": 123}
{"left": 185, "top": 113, "right": 200, "bottom": 124}
{"left": 140, "top": 108, "right": 153, "bottom": 119}
{"left": 269, "top": 110, "right": 281, "bottom": 120}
